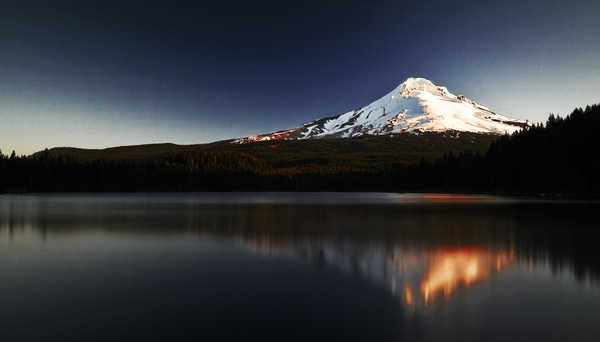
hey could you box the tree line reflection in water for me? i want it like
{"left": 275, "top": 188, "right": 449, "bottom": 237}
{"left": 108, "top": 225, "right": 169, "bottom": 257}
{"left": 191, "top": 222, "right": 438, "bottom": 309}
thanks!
{"left": 1, "top": 195, "right": 599, "bottom": 309}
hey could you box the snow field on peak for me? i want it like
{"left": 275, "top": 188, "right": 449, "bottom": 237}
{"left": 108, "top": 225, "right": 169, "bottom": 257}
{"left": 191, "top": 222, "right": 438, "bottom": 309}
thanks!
{"left": 235, "top": 77, "right": 528, "bottom": 143}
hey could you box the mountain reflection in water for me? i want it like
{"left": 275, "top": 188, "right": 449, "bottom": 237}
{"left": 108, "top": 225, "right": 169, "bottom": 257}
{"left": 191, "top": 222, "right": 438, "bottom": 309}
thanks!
{"left": 418, "top": 247, "right": 514, "bottom": 304}
{"left": 242, "top": 234, "right": 515, "bottom": 307}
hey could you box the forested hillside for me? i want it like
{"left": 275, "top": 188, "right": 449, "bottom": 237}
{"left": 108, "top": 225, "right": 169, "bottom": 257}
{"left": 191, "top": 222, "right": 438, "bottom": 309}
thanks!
{"left": 412, "top": 103, "right": 600, "bottom": 196}
{"left": 1, "top": 104, "right": 598, "bottom": 196}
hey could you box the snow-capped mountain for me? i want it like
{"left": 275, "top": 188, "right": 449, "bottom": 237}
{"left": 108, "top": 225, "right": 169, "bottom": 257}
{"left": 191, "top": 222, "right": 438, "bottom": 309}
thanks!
{"left": 236, "top": 77, "right": 528, "bottom": 143}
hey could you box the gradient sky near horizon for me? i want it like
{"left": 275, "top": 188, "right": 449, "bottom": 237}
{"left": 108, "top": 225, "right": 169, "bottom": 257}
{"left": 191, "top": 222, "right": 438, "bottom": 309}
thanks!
{"left": 1, "top": 0, "right": 599, "bottom": 155}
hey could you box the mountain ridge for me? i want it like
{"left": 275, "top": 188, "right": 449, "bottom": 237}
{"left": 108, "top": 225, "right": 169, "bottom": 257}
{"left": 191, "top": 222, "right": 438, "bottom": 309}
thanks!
{"left": 236, "top": 77, "right": 529, "bottom": 143}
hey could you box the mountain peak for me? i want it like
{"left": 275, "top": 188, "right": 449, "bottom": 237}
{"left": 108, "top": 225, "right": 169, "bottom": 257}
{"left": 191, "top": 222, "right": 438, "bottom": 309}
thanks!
{"left": 400, "top": 77, "right": 436, "bottom": 89}
{"left": 235, "top": 78, "right": 529, "bottom": 143}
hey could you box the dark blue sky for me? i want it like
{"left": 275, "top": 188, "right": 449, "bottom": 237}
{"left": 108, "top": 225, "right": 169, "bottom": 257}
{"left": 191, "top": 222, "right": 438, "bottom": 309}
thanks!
{"left": 1, "top": 0, "right": 599, "bottom": 154}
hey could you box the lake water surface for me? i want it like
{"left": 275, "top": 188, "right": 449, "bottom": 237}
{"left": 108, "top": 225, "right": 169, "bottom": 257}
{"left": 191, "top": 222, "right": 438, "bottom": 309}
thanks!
{"left": 1, "top": 193, "right": 599, "bottom": 341}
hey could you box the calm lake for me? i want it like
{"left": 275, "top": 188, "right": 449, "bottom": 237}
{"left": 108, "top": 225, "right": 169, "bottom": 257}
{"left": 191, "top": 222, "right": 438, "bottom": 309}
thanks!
{"left": 1, "top": 193, "right": 599, "bottom": 341}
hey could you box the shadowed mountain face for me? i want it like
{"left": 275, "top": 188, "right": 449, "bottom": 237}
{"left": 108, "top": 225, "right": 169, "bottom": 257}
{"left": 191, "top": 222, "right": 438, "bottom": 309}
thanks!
{"left": 236, "top": 78, "right": 528, "bottom": 143}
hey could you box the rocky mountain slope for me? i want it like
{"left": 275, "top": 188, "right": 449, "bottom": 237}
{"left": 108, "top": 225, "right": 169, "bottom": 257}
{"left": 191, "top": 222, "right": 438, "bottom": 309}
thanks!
{"left": 236, "top": 77, "right": 528, "bottom": 143}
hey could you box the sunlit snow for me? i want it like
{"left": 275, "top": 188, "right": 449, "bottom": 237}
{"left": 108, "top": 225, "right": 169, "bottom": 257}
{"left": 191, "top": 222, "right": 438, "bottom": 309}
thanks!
{"left": 235, "top": 77, "right": 528, "bottom": 143}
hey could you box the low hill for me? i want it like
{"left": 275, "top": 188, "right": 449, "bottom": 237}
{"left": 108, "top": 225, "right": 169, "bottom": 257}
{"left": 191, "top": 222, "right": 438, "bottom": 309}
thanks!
{"left": 33, "top": 143, "right": 206, "bottom": 162}
{"left": 36, "top": 132, "right": 498, "bottom": 173}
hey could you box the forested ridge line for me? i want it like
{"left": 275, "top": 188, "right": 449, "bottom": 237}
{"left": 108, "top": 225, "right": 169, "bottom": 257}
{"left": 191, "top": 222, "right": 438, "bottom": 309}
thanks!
{"left": 1, "top": 104, "right": 598, "bottom": 196}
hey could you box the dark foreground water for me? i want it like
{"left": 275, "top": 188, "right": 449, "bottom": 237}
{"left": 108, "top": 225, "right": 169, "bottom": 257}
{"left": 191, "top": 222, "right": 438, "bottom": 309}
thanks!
{"left": 1, "top": 193, "right": 600, "bottom": 341}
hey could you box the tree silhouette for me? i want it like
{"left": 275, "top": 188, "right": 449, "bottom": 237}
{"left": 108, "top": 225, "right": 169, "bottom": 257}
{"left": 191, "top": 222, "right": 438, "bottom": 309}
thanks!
{"left": 0, "top": 103, "right": 598, "bottom": 195}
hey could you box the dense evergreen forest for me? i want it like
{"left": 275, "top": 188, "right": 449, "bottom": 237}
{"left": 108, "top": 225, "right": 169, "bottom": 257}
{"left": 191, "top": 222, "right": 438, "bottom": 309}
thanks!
{"left": 1, "top": 104, "right": 598, "bottom": 196}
